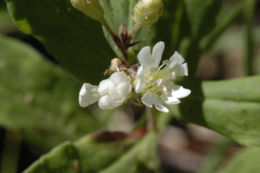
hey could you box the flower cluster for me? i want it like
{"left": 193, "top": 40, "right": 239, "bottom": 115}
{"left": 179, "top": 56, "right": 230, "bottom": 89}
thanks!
{"left": 79, "top": 41, "right": 191, "bottom": 112}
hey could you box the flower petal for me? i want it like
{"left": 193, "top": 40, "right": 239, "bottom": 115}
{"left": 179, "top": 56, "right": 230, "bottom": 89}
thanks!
{"left": 163, "top": 84, "right": 191, "bottom": 103}
{"left": 98, "top": 94, "right": 125, "bottom": 110}
{"left": 117, "top": 82, "right": 131, "bottom": 97}
{"left": 109, "top": 71, "right": 132, "bottom": 98}
{"left": 137, "top": 46, "right": 154, "bottom": 70}
{"left": 162, "top": 94, "right": 180, "bottom": 105}
{"left": 141, "top": 91, "right": 154, "bottom": 108}
{"left": 109, "top": 71, "right": 129, "bottom": 85}
{"left": 170, "top": 85, "right": 191, "bottom": 99}
{"left": 141, "top": 91, "right": 169, "bottom": 112}
{"left": 166, "top": 51, "right": 188, "bottom": 77}
{"left": 168, "top": 51, "right": 185, "bottom": 68}
{"left": 98, "top": 95, "right": 113, "bottom": 110}
{"left": 154, "top": 102, "right": 169, "bottom": 113}
{"left": 174, "top": 63, "right": 188, "bottom": 77}
{"left": 98, "top": 79, "right": 114, "bottom": 96}
{"left": 135, "top": 67, "right": 146, "bottom": 93}
{"left": 79, "top": 83, "right": 100, "bottom": 107}
{"left": 152, "top": 41, "right": 165, "bottom": 68}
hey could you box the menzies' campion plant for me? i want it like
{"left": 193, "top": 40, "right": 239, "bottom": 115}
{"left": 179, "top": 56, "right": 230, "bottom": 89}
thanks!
{"left": 79, "top": 41, "right": 190, "bottom": 112}
{"left": 4, "top": 0, "right": 260, "bottom": 171}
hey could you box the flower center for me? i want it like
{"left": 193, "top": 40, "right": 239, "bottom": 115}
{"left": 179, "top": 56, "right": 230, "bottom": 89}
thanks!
{"left": 145, "top": 72, "right": 169, "bottom": 94}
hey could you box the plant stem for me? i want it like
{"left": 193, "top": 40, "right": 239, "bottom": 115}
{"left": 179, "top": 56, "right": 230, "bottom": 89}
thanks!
{"left": 0, "top": 131, "right": 21, "bottom": 173}
{"left": 101, "top": 19, "right": 129, "bottom": 62}
{"left": 146, "top": 107, "right": 158, "bottom": 132}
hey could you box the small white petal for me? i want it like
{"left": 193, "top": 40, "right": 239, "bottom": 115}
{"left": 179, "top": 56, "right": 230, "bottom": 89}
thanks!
{"left": 162, "top": 86, "right": 179, "bottom": 105}
{"left": 165, "top": 52, "right": 188, "bottom": 77}
{"left": 98, "top": 95, "right": 113, "bottom": 110}
{"left": 174, "top": 63, "right": 188, "bottom": 77}
{"left": 154, "top": 102, "right": 169, "bottom": 113}
{"left": 162, "top": 94, "right": 180, "bottom": 105}
{"left": 98, "top": 94, "right": 125, "bottom": 110}
{"left": 141, "top": 91, "right": 154, "bottom": 108}
{"left": 98, "top": 79, "right": 114, "bottom": 96}
{"left": 79, "top": 83, "right": 100, "bottom": 107}
{"left": 135, "top": 67, "right": 146, "bottom": 93}
{"left": 168, "top": 51, "right": 185, "bottom": 68}
{"left": 117, "top": 82, "right": 131, "bottom": 97}
{"left": 152, "top": 41, "right": 165, "bottom": 68}
{"left": 141, "top": 91, "right": 169, "bottom": 112}
{"left": 109, "top": 71, "right": 129, "bottom": 85}
{"left": 170, "top": 85, "right": 191, "bottom": 99}
{"left": 137, "top": 46, "right": 154, "bottom": 70}
{"left": 109, "top": 71, "right": 132, "bottom": 98}
{"left": 135, "top": 79, "right": 146, "bottom": 93}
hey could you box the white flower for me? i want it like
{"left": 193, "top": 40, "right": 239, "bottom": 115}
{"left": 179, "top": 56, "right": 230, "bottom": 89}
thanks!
{"left": 79, "top": 71, "right": 132, "bottom": 110}
{"left": 134, "top": 41, "right": 191, "bottom": 113}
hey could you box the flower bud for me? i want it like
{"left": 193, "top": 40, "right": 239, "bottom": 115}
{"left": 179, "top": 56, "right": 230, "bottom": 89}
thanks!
{"left": 134, "top": 0, "right": 163, "bottom": 26}
{"left": 71, "top": 0, "right": 104, "bottom": 21}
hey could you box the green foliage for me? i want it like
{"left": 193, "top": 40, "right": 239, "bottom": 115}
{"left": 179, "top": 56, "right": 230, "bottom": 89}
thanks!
{"left": 24, "top": 132, "right": 158, "bottom": 173}
{"left": 171, "top": 76, "right": 260, "bottom": 146}
{"left": 0, "top": 35, "right": 113, "bottom": 150}
{"left": 6, "top": 0, "right": 114, "bottom": 83}
{"left": 217, "top": 147, "right": 260, "bottom": 173}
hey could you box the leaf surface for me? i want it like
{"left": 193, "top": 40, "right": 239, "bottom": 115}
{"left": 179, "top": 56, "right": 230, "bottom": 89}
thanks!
{"left": 171, "top": 76, "right": 260, "bottom": 146}
{"left": 217, "top": 147, "right": 260, "bottom": 173}
{"left": 6, "top": 0, "right": 114, "bottom": 83}
{"left": 0, "top": 35, "right": 113, "bottom": 150}
{"left": 24, "top": 132, "right": 158, "bottom": 173}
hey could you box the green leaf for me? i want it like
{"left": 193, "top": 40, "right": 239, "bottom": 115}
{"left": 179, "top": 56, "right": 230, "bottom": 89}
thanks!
{"left": 5, "top": 0, "right": 114, "bottom": 83}
{"left": 171, "top": 76, "right": 260, "bottom": 146}
{"left": 100, "top": 0, "right": 155, "bottom": 60}
{"left": 0, "top": 34, "right": 113, "bottom": 150}
{"left": 24, "top": 132, "right": 158, "bottom": 173}
{"left": 217, "top": 147, "right": 260, "bottom": 173}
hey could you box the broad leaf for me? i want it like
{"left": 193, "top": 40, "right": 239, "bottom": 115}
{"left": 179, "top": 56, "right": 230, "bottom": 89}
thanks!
{"left": 217, "top": 147, "right": 260, "bottom": 173}
{"left": 24, "top": 132, "right": 158, "bottom": 173}
{"left": 0, "top": 35, "right": 114, "bottom": 150}
{"left": 171, "top": 76, "right": 260, "bottom": 146}
{"left": 6, "top": 0, "right": 114, "bottom": 83}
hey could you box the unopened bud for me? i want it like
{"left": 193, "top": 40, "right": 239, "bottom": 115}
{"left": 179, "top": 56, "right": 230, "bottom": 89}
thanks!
{"left": 71, "top": 0, "right": 104, "bottom": 21}
{"left": 134, "top": 0, "right": 163, "bottom": 26}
